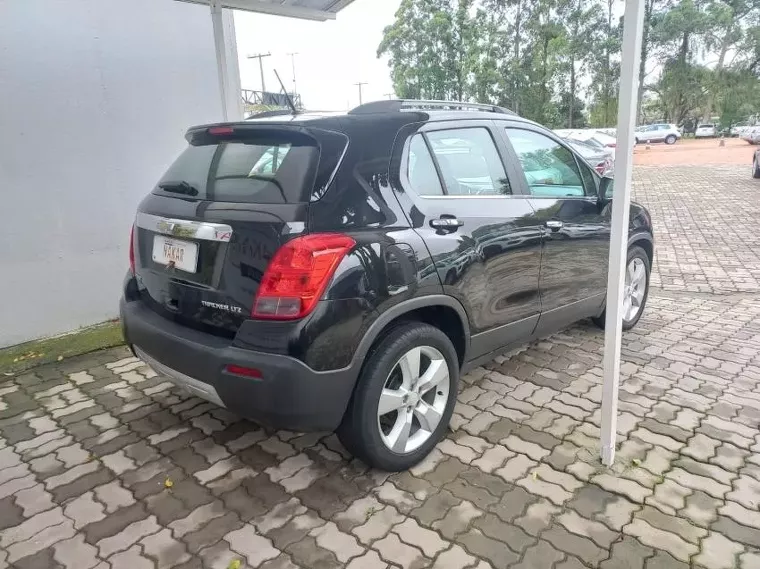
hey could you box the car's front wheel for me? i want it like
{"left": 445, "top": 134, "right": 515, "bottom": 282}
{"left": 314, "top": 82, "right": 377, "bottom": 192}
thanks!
{"left": 593, "top": 245, "right": 651, "bottom": 331}
{"left": 665, "top": 134, "right": 677, "bottom": 145}
{"left": 753, "top": 157, "right": 760, "bottom": 179}
{"left": 338, "top": 322, "right": 459, "bottom": 471}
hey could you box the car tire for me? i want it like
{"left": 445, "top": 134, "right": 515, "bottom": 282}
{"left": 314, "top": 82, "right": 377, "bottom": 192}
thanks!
{"left": 337, "top": 322, "right": 459, "bottom": 471}
{"left": 592, "top": 245, "right": 651, "bottom": 331}
{"left": 753, "top": 157, "right": 760, "bottom": 179}
{"left": 665, "top": 135, "right": 677, "bottom": 145}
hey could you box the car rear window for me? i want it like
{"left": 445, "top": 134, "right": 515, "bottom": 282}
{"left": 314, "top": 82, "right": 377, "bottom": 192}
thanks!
{"left": 154, "top": 129, "right": 346, "bottom": 203}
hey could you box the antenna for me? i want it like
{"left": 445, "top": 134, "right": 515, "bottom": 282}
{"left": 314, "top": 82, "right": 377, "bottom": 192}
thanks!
{"left": 274, "top": 69, "right": 298, "bottom": 115}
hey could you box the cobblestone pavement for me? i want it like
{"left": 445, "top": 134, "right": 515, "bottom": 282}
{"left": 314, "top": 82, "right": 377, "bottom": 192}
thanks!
{"left": 2, "top": 165, "right": 760, "bottom": 569}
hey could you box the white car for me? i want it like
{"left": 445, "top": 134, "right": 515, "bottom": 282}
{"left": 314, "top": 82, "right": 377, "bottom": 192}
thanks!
{"left": 634, "top": 123, "right": 681, "bottom": 145}
{"left": 695, "top": 124, "right": 718, "bottom": 138}
{"left": 559, "top": 129, "right": 618, "bottom": 160}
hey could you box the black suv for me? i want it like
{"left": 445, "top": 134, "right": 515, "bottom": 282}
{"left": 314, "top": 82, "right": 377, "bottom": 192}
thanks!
{"left": 121, "top": 100, "right": 653, "bottom": 471}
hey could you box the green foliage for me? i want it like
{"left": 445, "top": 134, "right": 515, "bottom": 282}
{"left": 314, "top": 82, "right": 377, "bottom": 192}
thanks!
{"left": 378, "top": 0, "right": 760, "bottom": 128}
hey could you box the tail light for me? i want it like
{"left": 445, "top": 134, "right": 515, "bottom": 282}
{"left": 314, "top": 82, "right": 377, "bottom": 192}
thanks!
{"left": 595, "top": 162, "right": 606, "bottom": 175}
{"left": 253, "top": 233, "right": 355, "bottom": 320}
{"left": 606, "top": 142, "right": 617, "bottom": 148}
{"left": 129, "top": 224, "right": 136, "bottom": 275}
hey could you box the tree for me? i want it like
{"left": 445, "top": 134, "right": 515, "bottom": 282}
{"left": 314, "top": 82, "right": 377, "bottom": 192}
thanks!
{"left": 557, "top": 92, "right": 589, "bottom": 127}
{"left": 557, "top": 0, "right": 602, "bottom": 127}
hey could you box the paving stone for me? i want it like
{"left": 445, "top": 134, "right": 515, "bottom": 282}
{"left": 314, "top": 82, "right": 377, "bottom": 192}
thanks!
{"left": 599, "top": 535, "right": 654, "bottom": 569}
{"left": 108, "top": 545, "right": 154, "bottom": 569}
{"left": 666, "top": 467, "right": 731, "bottom": 499}
{"left": 494, "top": 454, "right": 536, "bottom": 483}
{"left": 169, "top": 501, "right": 226, "bottom": 538}
{"left": 6, "top": 521, "right": 76, "bottom": 564}
{"left": 432, "top": 499, "right": 483, "bottom": 540}
{"left": 410, "top": 489, "right": 460, "bottom": 526}
{"left": 63, "top": 490, "right": 106, "bottom": 529}
{"left": 12, "top": 485, "right": 56, "bottom": 517}
{"left": 646, "top": 479, "right": 692, "bottom": 515}
{"left": 681, "top": 490, "right": 721, "bottom": 527}
{"left": 472, "top": 514, "right": 535, "bottom": 553}
{"left": 471, "top": 446, "right": 514, "bottom": 473}
{"left": 445, "top": 476, "right": 498, "bottom": 510}
{"left": 53, "top": 534, "right": 100, "bottom": 569}
{"left": 624, "top": 518, "right": 699, "bottom": 562}
{"left": 224, "top": 524, "right": 280, "bottom": 567}
{"left": 712, "top": 516, "right": 760, "bottom": 548}
{"left": 458, "top": 528, "right": 520, "bottom": 569}
{"left": 739, "top": 551, "right": 760, "bottom": 568}
{"left": 354, "top": 505, "right": 404, "bottom": 545}
{"left": 310, "top": 521, "right": 365, "bottom": 563}
{"left": 515, "top": 498, "right": 560, "bottom": 537}
{"left": 638, "top": 504, "right": 708, "bottom": 545}
{"left": 345, "top": 549, "right": 389, "bottom": 569}
{"left": 541, "top": 525, "right": 607, "bottom": 567}
{"left": 557, "top": 510, "right": 618, "bottom": 548}
{"left": 1, "top": 507, "right": 67, "bottom": 548}
{"left": 287, "top": 536, "right": 342, "bottom": 569}
{"left": 140, "top": 527, "right": 190, "bottom": 569}
{"left": 693, "top": 532, "right": 744, "bottom": 569}
{"left": 96, "top": 515, "right": 160, "bottom": 557}
{"left": 512, "top": 539, "right": 564, "bottom": 569}
{"left": 645, "top": 550, "right": 690, "bottom": 569}
{"left": 374, "top": 481, "right": 420, "bottom": 514}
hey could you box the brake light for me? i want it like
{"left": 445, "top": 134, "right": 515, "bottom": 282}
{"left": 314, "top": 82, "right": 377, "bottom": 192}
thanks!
{"left": 225, "top": 364, "right": 262, "bottom": 378}
{"left": 595, "top": 162, "right": 606, "bottom": 175}
{"left": 208, "top": 126, "right": 234, "bottom": 136}
{"left": 129, "top": 224, "right": 136, "bottom": 275}
{"left": 253, "top": 233, "right": 355, "bottom": 320}
{"left": 606, "top": 142, "right": 617, "bottom": 148}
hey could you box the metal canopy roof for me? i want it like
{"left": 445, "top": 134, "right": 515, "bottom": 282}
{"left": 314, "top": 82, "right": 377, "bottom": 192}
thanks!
{"left": 178, "top": 0, "right": 355, "bottom": 20}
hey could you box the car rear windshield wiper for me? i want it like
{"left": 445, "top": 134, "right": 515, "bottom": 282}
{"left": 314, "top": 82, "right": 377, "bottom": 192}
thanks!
{"left": 158, "top": 181, "right": 199, "bottom": 196}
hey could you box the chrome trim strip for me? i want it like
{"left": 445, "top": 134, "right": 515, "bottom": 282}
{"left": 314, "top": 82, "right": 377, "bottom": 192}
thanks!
{"left": 135, "top": 212, "right": 233, "bottom": 242}
{"left": 134, "top": 346, "right": 226, "bottom": 408}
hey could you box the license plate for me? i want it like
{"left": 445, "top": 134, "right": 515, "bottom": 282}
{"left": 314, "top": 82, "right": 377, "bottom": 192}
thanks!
{"left": 152, "top": 236, "right": 198, "bottom": 273}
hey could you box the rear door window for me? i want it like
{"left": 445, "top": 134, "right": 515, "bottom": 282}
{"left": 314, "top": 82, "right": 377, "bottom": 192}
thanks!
{"left": 425, "top": 128, "right": 512, "bottom": 196}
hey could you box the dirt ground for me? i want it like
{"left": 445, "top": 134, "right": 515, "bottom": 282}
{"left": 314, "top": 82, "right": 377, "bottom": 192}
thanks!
{"left": 633, "top": 136, "right": 756, "bottom": 166}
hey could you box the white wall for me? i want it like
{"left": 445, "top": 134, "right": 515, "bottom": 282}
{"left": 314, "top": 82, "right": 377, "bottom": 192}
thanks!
{"left": 0, "top": 0, "right": 225, "bottom": 347}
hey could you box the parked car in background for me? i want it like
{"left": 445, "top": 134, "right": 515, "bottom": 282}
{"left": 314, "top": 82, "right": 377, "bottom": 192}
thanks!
{"left": 695, "top": 124, "right": 718, "bottom": 138}
{"left": 634, "top": 124, "right": 681, "bottom": 145}
{"left": 742, "top": 127, "right": 760, "bottom": 144}
{"left": 120, "top": 99, "right": 654, "bottom": 470}
{"left": 561, "top": 136, "right": 614, "bottom": 175}
{"left": 753, "top": 146, "right": 760, "bottom": 178}
{"left": 558, "top": 129, "right": 619, "bottom": 159}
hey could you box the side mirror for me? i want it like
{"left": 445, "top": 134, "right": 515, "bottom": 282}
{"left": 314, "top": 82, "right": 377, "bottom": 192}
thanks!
{"left": 600, "top": 175, "right": 614, "bottom": 199}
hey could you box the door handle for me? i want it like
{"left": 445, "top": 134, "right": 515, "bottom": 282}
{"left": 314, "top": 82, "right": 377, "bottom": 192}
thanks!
{"left": 545, "top": 220, "right": 563, "bottom": 231}
{"left": 430, "top": 216, "right": 464, "bottom": 232}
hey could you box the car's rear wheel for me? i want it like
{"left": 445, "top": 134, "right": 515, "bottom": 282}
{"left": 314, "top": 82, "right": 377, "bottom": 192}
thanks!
{"left": 665, "top": 134, "right": 677, "bottom": 145}
{"left": 593, "top": 245, "right": 650, "bottom": 331}
{"left": 338, "top": 322, "right": 458, "bottom": 471}
{"left": 753, "top": 157, "right": 760, "bottom": 179}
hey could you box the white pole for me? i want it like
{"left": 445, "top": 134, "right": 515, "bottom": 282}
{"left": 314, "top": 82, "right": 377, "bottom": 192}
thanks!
{"left": 210, "top": 1, "right": 243, "bottom": 121}
{"left": 600, "top": 0, "right": 646, "bottom": 467}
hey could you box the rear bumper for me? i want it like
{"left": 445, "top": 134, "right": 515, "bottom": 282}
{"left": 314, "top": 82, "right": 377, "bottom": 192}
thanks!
{"left": 120, "top": 298, "right": 357, "bottom": 431}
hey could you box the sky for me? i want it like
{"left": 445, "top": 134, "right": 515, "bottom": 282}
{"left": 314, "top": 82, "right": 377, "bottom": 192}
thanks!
{"left": 233, "top": 0, "right": 403, "bottom": 111}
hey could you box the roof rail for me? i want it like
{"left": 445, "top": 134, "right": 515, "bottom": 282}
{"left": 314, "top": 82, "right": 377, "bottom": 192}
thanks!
{"left": 246, "top": 109, "right": 297, "bottom": 119}
{"left": 348, "top": 99, "right": 514, "bottom": 116}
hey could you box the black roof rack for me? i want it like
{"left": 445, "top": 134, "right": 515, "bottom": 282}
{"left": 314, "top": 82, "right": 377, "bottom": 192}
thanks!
{"left": 348, "top": 99, "right": 514, "bottom": 116}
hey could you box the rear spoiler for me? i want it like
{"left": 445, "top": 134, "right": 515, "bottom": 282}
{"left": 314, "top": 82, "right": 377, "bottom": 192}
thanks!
{"left": 184, "top": 123, "right": 319, "bottom": 146}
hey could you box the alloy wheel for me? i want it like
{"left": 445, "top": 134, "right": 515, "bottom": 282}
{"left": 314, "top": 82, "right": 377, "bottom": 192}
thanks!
{"left": 623, "top": 257, "right": 647, "bottom": 322}
{"left": 377, "top": 345, "right": 450, "bottom": 454}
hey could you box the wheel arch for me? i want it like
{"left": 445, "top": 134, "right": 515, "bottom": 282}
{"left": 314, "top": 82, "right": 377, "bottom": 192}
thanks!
{"left": 351, "top": 296, "right": 471, "bottom": 373}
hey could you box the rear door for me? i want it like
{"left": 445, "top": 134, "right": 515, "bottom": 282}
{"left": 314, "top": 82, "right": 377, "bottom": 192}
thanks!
{"left": 501, "top": 125, "right": 610, "bottom": 334}
{"left": 394, "top": 120, "right": 543, "bottom": 359}
{"left": 132, "top": 124, "right": 347, "bottom": 337}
